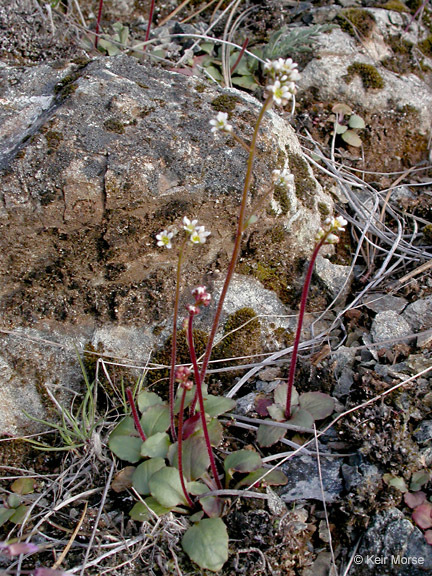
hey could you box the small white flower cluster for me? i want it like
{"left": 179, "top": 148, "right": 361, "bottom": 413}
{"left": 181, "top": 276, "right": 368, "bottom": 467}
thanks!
{"left": 156, "top": 217, "right": 211, "bottom": 249}
{"left": 264, "top": 58, "right": 300, "bottom": 106}
{"left": 316, "top": 216, "right": 348, "bottom": 244}
{"left": 209, "top": 112, "right": 233, "bottom": 134}
{"left": 272, "top": 168, "right": 294, "bottom": 188}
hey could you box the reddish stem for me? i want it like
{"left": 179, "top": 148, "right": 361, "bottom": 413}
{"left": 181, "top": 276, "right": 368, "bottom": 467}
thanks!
{"left": 187, "top": 312, "right": 223, "bottom": 490}
{"left": 126, "top": 387, "right": 147, "bottom": 442}
{"left": 143, "top": 0, "right": 156, "bottom": 51}
{"left": 177, "top": 385, "right": 195, "bottom": 508}
{"left": 285, "top": 238, "right": 326, "bottom": 419}
{"left": 230, "top": 38, "right": 249, "bottom": 75}
{"left": 94, "top": 0, "right": 104, "bottom": 49}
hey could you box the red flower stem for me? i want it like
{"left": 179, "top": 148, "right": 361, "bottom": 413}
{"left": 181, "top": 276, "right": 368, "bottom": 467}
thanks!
{"left": 187, "top": 312, "right": 223, "bottom": 490}
{"left": 126, "top": 387, "right": 147, "bottom": 442}
{"left": 177, "top": 385, "right": 195, "bottom": 508}
{"left": 285, "top": 237, "right": 326, "bottom": 419}
{"left": 143, "top": 0, "right": 156, "bottom": 51}
{"left": 169, "top": 241, "right": 186, "bottom": 440}
{"left": 198, "top": 95, "right": 273, "bottom": 386}
{"left": 230, "top": 37, "right": 249, "bottom": 75}
{"left": 94, "top": 0, "right": 104, "bottom": 48}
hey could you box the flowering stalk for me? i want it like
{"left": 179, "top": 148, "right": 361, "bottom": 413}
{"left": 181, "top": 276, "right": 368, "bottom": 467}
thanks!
{"left": 94, "top": 0, "right": 104, "bottom": 48}
{"left": 143, "top": 0, "right": 156, "bottom": 51}
{"left": 175, "top": 370, "right": 195, "bottom": 508}
{"left": 285, "top": 216, "right": 347, "bottom": 419}
{"left": 187, "top": 307, "right": 222, "bottom": 490}
{"left": 126, "top": 387, "right": 146, "bottom": 442}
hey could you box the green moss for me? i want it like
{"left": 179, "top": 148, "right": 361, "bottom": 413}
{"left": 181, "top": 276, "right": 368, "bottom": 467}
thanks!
{"left": 419, "top": 35, "right": 432, "bottom": 56}
{"left": 54, "top": 73, "right": 80, "bottom": 99}
{"left": 195, "top": 83, "right": 206, "bottom": 93}
{"left": 273, "top": 185, "right": 291, "bottom": 215}
{"left": 288, "top": 152, "right": 316, "bottom": 209}
{"left": 423, "top": 224, "right": 432, "bottom": 242}
{"left": 213, "top": 308, "right": 262, "bottom": 376}
{"left": 270, "top": 224, "right": 286, "bottom": 243}
{"left": 337, "top": 8, "right": 376, "bottom": 38}
{"left": 346, "top": 62, "right": 385, "bottom": 89}
{"left": 104, "top": 118, "right": 125, "bottom": 134}
{"left": 45, "top": 130, "right": 63, "bottom": 151}
{"left": 382, "top": 0, "right": 409, "bottom": 12}
{"left": 318, "top": 202, "right": 330, "bottom": 216}
{"left": 211, "top": 94, "right": 241, "bottom": 114}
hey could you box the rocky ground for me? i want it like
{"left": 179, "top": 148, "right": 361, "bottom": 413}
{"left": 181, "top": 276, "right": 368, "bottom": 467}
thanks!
{"left": 1, "top": 1, "right": 432, "bottom": 575}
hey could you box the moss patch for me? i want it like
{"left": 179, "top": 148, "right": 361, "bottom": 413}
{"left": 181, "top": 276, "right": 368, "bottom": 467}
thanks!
{"left": 345, "top": 62, "right": 385, "bottom": 89}
{"left": 211, "top": 94, "right": 241, "bottom": 114}
{"left": 337, "top": 8, "right": 376, "bottom": 39}
{"left": 381, "top": 0, "right": 409, "bottom": 12}
{"left": 419, "top": 35, "right": 432, "bottom": 57}
{"left": 288, "top": 151, "right": 316, "bottom": 209}
{"left": 104, "top": 118, "right": 125, "bottom": 134}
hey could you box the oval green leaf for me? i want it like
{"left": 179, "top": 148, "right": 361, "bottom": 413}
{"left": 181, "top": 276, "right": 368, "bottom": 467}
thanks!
{"left": 348, "top": 114, "right": 365, "bottom": 129}
{"left": 132, "top": 458, "right": 166, "bottom": 495}
{"left": 299, "top": 392, "right": 335, "bottom": 420}
{"left": 224, "top": 450, "right": 262, "bottom": 475}
{"left": 182, "top": 518, "right": 228, "bottom": 572}
{"left": 141, "top": 404, "right": 170, "bottom": 437}
{"left": 171, "top": 436, "right": 210, "bottom": 481}
{"left": 149, "top": 467, "right": 188, "bottom": 508}
{"left": 257, "top": 422, "right": 286, "bottom": 447}
{"left": 341, "top": 130, "right": 362, "bottom": 147}
{"left": 202, "top": 395, "right": 236, "bottom": 417}
{"left": 140, "top": 432, "right": 170, "bottom": 459}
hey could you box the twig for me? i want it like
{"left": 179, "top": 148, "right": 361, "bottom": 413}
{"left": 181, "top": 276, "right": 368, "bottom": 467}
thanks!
{"left": 52, "top": 502, "right": 88, "bottom": 569}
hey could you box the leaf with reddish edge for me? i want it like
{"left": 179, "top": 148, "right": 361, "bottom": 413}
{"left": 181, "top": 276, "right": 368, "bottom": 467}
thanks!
{"left": 412, "top": 502, "right": 432, "bottom": 530}
{"left": 182, "top": 413, "right": 201, "bottom": 440}
{"left": 255, "top": 397, "right": 272, "bottom": 417}
{"left": 404, "top": 491, "right": 427, "bottom": 509}
{"left": 257, "top": 422, "right": 286, "bottom": 447}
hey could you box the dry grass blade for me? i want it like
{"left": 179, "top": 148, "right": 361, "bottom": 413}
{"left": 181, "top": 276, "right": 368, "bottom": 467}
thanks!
{"left": 52, "top": 501, "right": 88, "bottom": 570}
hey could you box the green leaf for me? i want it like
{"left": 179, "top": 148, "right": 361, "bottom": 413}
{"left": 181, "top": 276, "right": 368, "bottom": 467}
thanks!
{"left": 267, "top": 403, "right": 285, "bottom": 421}
{"left": 11, "top": 478, "right": 35, "bottom": 495}
{"left": 231, "top": 75, "right": 259, "bottom": 90}
{"left": 332, "top": 103, "right": 352, "bottom": 116}
{"left": 299, "top": 392, "right": 335, "bottom": 420}
{"left": 141, "top": 404, "right": 170, "bottom": 437}
{"left": 133, "top": 458, "right": 166, "bottom": 495}
{"left": 130, "top": 497, "right": 173, "bottom": 521}
{"left": 200, "top": 42, "right": 215, "bottom": 55}
{"left": 137, "top": 391, "right": 164, "bottom": 413}
{"left": 182, "top": 518, "right": 228, "bottom": 572}
{"left": 171, "top": 437, "right": 210, "bottom": 481}
{"left": 229, "top": 52, "right": 250, "bottom": 75}
{"left": 411, "top": 470, "right": 431, "bottom": 492}
{"left": 335, "top": 124, "right": 348, "bottom": 134}
{"left": 235, "top": 467, "right": 287, "bottom": 488}
{"left": 224, "top": 450, "right": 262, "bottom": 475}
{"left": 0, "top": 507, "right": 15, "bottom": 527}
{"left": 192, "top": 417, "right": 224, "bottom": 447}
{"left": 204, "top": 65, "right": 223, "bottom": 82}
{"left": 257, "top": 422, "right": 286, "bottom": 447}
{"left": 288, "top": 407, "right": 314, "bottom": 428}
{"left": 10, "top": 504, "right": 28, "bottom": 525}
{"left": 7, "top": 494, "right": 21, "bottom": 508}
{"left": 140, "top": 433, "right": 170, "bottom": 459}
{"left": 109, "top": 420, "right": 143, "bottom": 463}
{"left": 341, "top": 130, "right": 362, "bottom": 147}
{"left": 274, "top": 383, "right": 299, "bottom": 408}
{"left": 149, "top": 467, "right": 189, "bottom": 508}
{"left": 173, "top": 387, "right": 195, "bottom": 414}
{"left": 202, "top": 395, "right": 236, "bottom": 417}
{"left": 383, "top": 474, "right": 408, "bottom": 492}
{"left": 348, "top": 114, "right": 365, "bottom": 129}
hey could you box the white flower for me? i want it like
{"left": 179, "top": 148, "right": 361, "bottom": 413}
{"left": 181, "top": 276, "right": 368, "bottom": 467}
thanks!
{"left": 333, "top": 216, "right": 348, "bottom": 230}
{"left": 156, "top": 230, "right": 174, "bottom": 249}
{"left": 267, "top": 80, "right": 292, "bottom": 106}
{"left": 326, "top": 233, "right": 340, "bottom": 244}
{"left": 264, "top": 58, "right": 300, "bottom": 83}
{"left": 272, "top": 168, "right": 294, "bottom": 187}
{"left": 316, "top": 214, "right": 348, "bottom": 244}
{"left": 210, "top": 112, "right": 233, "bottom": 133}
{"left": 190, "top": 225, "right": 211, "bottom": 244}
{"left": 183, "top": 216, "right": 199, "bottom": 234}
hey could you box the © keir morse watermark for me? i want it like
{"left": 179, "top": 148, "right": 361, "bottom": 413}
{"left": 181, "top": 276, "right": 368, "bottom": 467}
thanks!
{"left": 354, "top": 554, "right": 425, "bottom": 566}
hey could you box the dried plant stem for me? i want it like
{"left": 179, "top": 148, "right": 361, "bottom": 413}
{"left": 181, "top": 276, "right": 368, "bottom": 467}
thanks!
{"left": 187, "top": 312, "right": 222, "bottom": 490}
{"left": 285, "top": 237, "right": 326, "bottom": 419}
{"left": 126, "top": 387, "right": 146, "bottom": 442}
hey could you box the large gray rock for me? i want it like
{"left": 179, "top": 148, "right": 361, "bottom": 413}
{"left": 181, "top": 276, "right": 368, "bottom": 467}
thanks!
{"left": 351, "top": 508, "right": 432, "bottom": 576}
{"left": 0, "top": 55, "right": 333, "bottom": 434}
